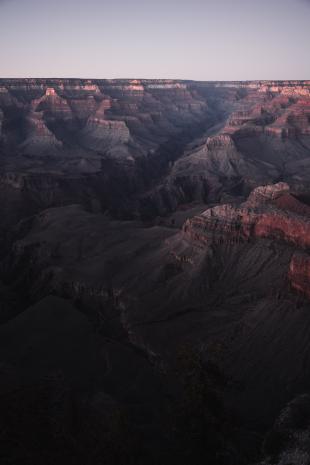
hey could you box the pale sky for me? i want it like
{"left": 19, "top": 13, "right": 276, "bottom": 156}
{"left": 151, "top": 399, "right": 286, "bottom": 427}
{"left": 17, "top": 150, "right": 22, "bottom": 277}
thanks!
{"left": 0, "top": 0, "right": 309, "bottom": 80}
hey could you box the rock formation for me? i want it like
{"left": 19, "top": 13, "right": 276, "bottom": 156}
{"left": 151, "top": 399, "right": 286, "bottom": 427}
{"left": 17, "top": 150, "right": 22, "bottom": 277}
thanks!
{"left": 289, "top": 253, "right": 310, "bottom": 299}
{"left": 183, "top": 182, "right": 310, "bottom": 299}
{"left": 21, "top": 109, "right": 62, "bottom": 154}
{"left": 183, "top": 183, "right": 310, "bottom": 248}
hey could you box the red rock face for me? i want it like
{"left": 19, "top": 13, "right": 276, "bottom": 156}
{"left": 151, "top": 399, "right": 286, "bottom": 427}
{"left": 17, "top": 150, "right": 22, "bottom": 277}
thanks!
{"left": 183, "top": 183, "right": 310, "bottom": 248}
{"left": 273, "top": 193, "right": 310, "bottom": 217}
{"left": 289, "top": 253, "right": 310, "bottom": 298}
{"left": 183, "top": 182, "right": 310, "bottom": 298}
{"left": 253, "top": 212, "right": 310, "bottom": 247}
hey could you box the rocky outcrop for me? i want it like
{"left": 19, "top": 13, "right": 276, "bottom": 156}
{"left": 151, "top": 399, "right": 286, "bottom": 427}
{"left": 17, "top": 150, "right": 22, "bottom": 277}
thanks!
{"left": 32, "top": 87, "right": 74, "bottom": 123}
{"left": 273, "top": 193, "right": 310, "bottom": 217}
{"left": 182, "top": 182, "right": 310, "bottom": 300}
{"left": 20, "top": 110, "right": 62, "bottom": 154}
{"left": 68, "top": 96, "right": 99, "bottom": 121}
{"left": 206, "top": 133, "right": 234, "bottom": 149}
{"left": 183, "top": 183, "right": 310, "bottom": 249}
{"left": 288, "top": 253, "right": 310, "bottom": 299}
{"left": 246, "top": 182, "right": 291, "bottom": 205}
{"left": 81, "top": 118, "right": 130, "bottom": 151}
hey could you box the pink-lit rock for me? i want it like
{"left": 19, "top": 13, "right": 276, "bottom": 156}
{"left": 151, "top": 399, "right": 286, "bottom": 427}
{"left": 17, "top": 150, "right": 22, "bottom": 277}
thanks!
{"left": 289, "top": 253, "right": 310, "bottom": 298}
{"left": 183, "top": 183, "right": 310, "bottom": 249}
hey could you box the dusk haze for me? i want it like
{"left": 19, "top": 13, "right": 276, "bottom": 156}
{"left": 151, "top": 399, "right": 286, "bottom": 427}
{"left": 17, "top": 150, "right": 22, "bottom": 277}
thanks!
{"left": 0, "top": 0, "right": 310, "bottom": 79}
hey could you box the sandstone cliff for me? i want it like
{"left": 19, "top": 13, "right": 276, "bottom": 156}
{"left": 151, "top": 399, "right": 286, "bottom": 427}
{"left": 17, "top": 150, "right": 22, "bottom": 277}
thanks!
{"left": 183, "top": 183, "right": 310, "bottom": 298}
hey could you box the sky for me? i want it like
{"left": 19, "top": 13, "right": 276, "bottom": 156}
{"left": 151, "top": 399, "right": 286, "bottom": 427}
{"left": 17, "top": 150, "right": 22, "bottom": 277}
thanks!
{"left": 0, "top": 0, "right": 309, "bottom": 80}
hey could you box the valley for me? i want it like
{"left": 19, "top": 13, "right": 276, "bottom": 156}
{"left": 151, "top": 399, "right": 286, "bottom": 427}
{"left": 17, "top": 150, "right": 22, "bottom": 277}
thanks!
{"left": 1, "top": 79, "right": 310, "bottom": 465}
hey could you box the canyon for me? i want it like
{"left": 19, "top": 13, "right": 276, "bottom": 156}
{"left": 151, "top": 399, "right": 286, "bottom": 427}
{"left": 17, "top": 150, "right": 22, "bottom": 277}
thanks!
{"left": 0, "top": 79, "right": 310, "bottom": 465}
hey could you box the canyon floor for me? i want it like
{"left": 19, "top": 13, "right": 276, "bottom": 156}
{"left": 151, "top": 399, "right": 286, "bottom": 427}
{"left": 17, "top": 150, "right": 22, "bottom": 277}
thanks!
{"left": 0, "top": 79, "right": 310, "bottom": 465}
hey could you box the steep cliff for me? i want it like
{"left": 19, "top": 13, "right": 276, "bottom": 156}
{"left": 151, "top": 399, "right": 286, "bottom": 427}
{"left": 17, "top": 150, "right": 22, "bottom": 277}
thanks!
{"left": 183, "top": 183, "right": 310, "bottom": 300}
{"left": 289, "top": 253, "right": 310, "bottom": 299}
{"left": 183, "top": 183, "right": 310, "bottom": 248}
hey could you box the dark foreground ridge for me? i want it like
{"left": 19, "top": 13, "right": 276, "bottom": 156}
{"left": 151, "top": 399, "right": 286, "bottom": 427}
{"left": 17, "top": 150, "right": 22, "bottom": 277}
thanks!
{"left": 0, "top": 79, "right": 310, "bottom": 465}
